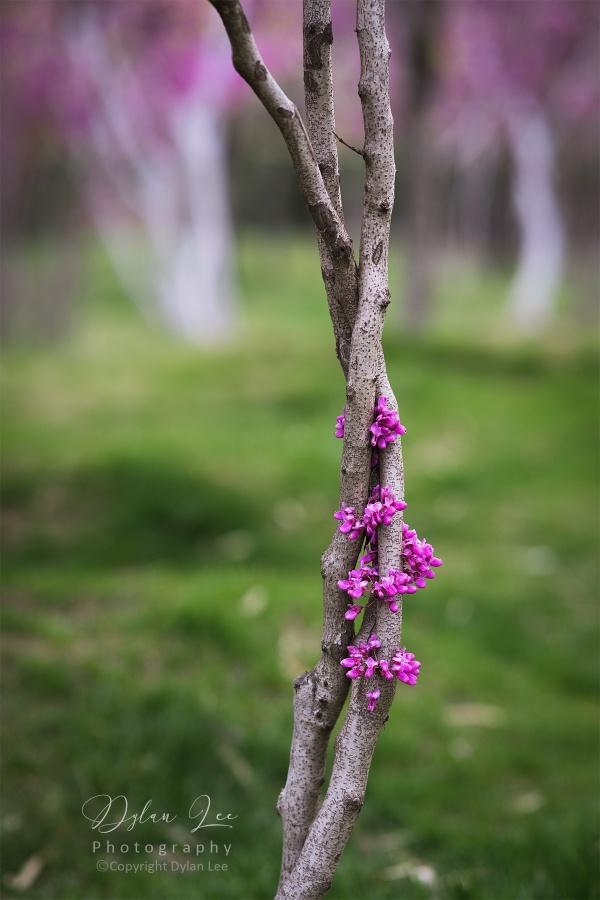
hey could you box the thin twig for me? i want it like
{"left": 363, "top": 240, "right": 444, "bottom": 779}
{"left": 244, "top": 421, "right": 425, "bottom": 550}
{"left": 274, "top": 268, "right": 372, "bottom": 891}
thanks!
{"left": 333, "top": 130, "right": 365, "bottom": 159}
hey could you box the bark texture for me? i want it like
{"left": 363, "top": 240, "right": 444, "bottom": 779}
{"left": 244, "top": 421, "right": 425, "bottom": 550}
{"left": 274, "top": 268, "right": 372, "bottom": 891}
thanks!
{"left": 276, "top": 3, "right": 362, "bottom": 885}
{"left": 302, "top": 0, "right": 358, "bottom": 373}
{"left": 209, "top": 0, "right": 358, "bottom": 374}
{"left": 208, "top": 1, "right": 404, "bottom": 896}
{"left": 275, "top": 6, "right": 402, "bottom": 894}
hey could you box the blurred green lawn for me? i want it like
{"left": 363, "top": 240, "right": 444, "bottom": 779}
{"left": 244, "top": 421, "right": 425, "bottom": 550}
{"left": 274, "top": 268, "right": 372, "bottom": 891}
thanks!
{"left": 1, "top": 236, "right": 598, "bottom": 900}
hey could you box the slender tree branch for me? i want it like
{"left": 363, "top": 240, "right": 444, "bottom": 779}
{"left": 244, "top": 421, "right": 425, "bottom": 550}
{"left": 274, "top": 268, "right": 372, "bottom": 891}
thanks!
{"left": 206, "top": 11, "right": 365, "bottom": 885}
{"left": 275, "top": 384, "right": 376, "bottom": 887}
{"left": 276, "top": 1, "right": 401, "bottom": 895}
{"left": 333, "top": 130, "right": 366, "bottom": 159}
{"left": 208, "top": 1, "right": 403, "bottom": 896}
{"left": 303, "top": 1, "right": 344, "bottom": 218}
{"left": 301, "top": 0, "right": 359, "bottom": 374}
{"left": 276, "top": 2, "right": 362, "bottom": 884}
{"left": 208, "top": 0, "right": 357, "bottom": 374}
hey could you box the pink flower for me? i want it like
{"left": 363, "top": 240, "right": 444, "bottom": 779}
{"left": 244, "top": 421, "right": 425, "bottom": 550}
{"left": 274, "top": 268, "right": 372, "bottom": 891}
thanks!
{"left": 332, "top": 387, "right": 442, "bottom": 624}
{"left": 333, "top": 506, "right": 364, "bottom": 541}
{"left": 378, "top": 659, "right": 394, "bottom": 680}
{"left": 340, "top": 643, "right": 366, "bottom": 679}
{"left": 340, "top": 634, "right": 382, "bottom": 679}
{"left": 372, "top": 574, "right": 398, "bottom": 599}
{"left": 337, "top": 569, "right": 369, "bottom": 600}
{"left": 401, "top": 522, "right": 443, "bottom": 591}
{"left": 389, "top": 568, "right": 417, "bottom": 595}
{"left": 369, "top": 396, "right": 407, "bottom": 449}
{"left": 362, "top": 485, "right": 407, "bottom": 541}
{"left": 391, "top": 648, "right": 421, "bottom": 685}
{"left": 334, "top": 486, "right": 407, "bottom": 544}
{"left": 344, "top": 604, "right": 363, "bottom": 621}
{"left": 360, "top": 549, "right": 378, "bottom": 567}
{"left": 366, "top": 633, "right": 382, "bottom": 651}
{"left": 336, "top": 516, "right": 442, "bottom": 617}
{"left": 364, "top": 656, "right": 378, "bottom": 678}
{"left": 340, "top": 638, "right": 422, "bottom": 709}
{"left": 371, "top": 574, "right": 401, "bottom": 613}
{"left": 341, "top": 661, "right": 363, "bottom": 680}
{"left": 384, "top": 596, "right": 400, "bottom": 613}
{"left": 366, "top": 688, "right": 381, "bottom": 712}
{"left": 338, "top": 558, "right": 378, "bottom": 603}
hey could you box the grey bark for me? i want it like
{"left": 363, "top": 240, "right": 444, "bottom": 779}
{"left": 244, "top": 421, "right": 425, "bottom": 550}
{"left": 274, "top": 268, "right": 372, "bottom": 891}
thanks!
{"left": 209, "top": 0, "right": 357, "bottom": 374}
{"left": 276, "top": 3, "right": 359, "bottom": 885}
{"left": 302, "top": 0, "right": 358, "bottom": 374}
{"left": 207, "top": 1, "right": 404, "bottom": 896}
{"left": 275, "top": 6, "right": 402, "bottom": 894}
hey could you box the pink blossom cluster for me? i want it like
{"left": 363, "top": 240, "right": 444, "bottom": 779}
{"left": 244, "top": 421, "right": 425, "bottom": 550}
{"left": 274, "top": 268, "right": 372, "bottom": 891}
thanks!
{"left": 330, "top": 390, "right": 439, "bottom": 711}
{"left": 333, "top": 396, "right": 405, "bottom": 448}
{"left": 333, "top": 506, "right": 364, "bottom": 541}
{"left": 340, "top": 633, "right": 421, "bottom": 712}
{"left": 337, "top": 553, "right": 407, "bottom": 618}
{"left": 334, "top": 477, "right": 442, "bottom": 620}
{"left": 364, "top": 485, "right": 408, "bottom": 540}
{"left": 401, "top": 522, "right": 443, "bottom": 589}
{"left": 334, "top": 484, "right": 407, "bottom": 543}
{"left": 370, "top": 395, "right": 407, "bottom": 448}
{"left": 336, "top": 518, "right": 443, "bottom": 620}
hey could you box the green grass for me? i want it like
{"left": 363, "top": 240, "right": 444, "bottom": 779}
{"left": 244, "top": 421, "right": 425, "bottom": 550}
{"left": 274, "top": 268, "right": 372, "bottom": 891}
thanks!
{"left": 1, "top": 235, "right": 598, "bottom": 900}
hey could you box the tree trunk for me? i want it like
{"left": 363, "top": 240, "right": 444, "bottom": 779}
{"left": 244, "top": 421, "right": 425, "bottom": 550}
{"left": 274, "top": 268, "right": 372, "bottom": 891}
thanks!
{"left": 208, "top": 2, "right": 414, "bottom": 896}
{"left": 405, "top": 117, "right": 435, "bottom": 330}
{"left": 155, "top": 104, "right": 236, "bottom": 343}
{"left": 402, "top": 0, "right": 440, "bottom": 332}
{"left": 507, "top": 109, "right": 565, "bottom": 331}
{"left": 66, "top": 19, "right": 237, "bottom": 345}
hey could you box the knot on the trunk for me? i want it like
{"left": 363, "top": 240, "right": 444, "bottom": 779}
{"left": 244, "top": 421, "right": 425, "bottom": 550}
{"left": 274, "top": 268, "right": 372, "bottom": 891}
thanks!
{"left": 303, "top": 20, "right": 333, "bottom": 70}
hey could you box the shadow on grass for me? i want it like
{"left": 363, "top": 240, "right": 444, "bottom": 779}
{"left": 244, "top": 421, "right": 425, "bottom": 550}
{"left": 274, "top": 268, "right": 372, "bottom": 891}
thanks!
{"left": 2, "top": 649, "right": 285, "bottom": 899}
{"left": 390, "top": 332, "right": 599, "bottom": 379}
{"left": 1, "top": 457, "right": 264, "bottom": 568}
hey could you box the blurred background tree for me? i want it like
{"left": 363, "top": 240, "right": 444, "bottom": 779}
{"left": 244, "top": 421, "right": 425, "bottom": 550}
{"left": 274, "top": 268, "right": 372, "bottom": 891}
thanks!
{"left": 437, "top": 0, "right": 599, "bottom": 332}
{"left": 2, "top": 0, "right": 597, "bottom": 343}
{"left": 390, "top": 0, "right": 442, "bottom": 330}
{"left": 1, "top": 0, "right": 300, "bottom": 344}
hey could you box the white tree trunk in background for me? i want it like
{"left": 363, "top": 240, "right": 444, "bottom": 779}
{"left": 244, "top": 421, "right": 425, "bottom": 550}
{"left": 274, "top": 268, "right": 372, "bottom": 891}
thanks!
{"left": 153, "top": 104, "right": 236, "bottom": 343}
{"left": 67, "top": 22, "right": 236, "bottom": 346}
{"left": 507, "top": 110, "right": 565, "bottom": 331}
